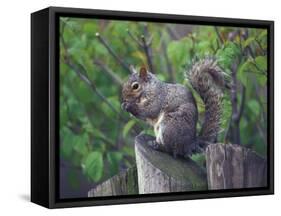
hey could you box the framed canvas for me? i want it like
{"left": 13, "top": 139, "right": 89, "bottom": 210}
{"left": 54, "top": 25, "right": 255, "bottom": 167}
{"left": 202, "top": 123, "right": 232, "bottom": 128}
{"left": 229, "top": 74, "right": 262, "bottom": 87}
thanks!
{"left": 31, "top": 6, "right": 274, "bottom": 208}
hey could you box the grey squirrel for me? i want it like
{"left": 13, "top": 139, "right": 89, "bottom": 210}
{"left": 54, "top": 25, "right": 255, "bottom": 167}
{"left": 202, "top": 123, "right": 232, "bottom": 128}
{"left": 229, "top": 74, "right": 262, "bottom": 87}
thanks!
{"left": 121, "top": 58, "right": 227, "bottom": 158}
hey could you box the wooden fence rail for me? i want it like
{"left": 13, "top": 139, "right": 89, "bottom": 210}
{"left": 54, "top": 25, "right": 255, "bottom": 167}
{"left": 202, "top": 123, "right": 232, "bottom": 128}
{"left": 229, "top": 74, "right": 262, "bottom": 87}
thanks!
{"left": 206, "top": 143, "right": 267, "bottom": 189}
{"left": 88, "top": 134, "right": 267, "bottom": 197}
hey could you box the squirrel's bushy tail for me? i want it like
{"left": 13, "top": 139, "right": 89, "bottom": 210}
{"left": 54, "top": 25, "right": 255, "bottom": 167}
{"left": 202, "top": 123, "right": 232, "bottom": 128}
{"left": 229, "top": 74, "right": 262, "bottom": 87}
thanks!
{"left": 186, "top": 57, "right": 226, "bottom": 145}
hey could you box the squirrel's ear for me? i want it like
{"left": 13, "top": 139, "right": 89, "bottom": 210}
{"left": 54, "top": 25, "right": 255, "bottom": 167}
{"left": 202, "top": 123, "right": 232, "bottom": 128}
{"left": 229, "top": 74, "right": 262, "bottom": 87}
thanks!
{"left": 139, "top": 67, "right": 148, "bottom": 81}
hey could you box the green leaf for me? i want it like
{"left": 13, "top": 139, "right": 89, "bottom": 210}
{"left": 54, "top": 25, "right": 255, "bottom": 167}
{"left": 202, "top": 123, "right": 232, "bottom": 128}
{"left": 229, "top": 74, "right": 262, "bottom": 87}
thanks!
{"left": 237, "top": 59, "right": 258, "bottom": 86}
{"left": 132, "top": 51, "right": 146, "bottom": 63}
{"left": 256, "top": 29, "right": 268, "bottom": 51}
{"left": 60, "top": 104, "right": 68, "bottom": 127}
{"left": 101, "top": 96, "right": 120, "bottom": 118}
{"left": 83, "top": 22, "right": 98, "bottom": 34}
{"left": 167, "top": 37, "right": 192, "bottom": 68}
{"left": 242, "top": 36, "right": 255, "bottom": 48}
{"left": 123, "top": 120, "right": 136, "bottom": 138}
{"left": 237, "top": 60, "right": 251, "bottom": 86}
{"left": 122, "top": 146, "right": 135, "bottom": 157}
{"left": 107, "top": 152, "right": 123, "bottom": 175}
{"left": 61, "top": 127, "right": 75, "bottom": 158}
{"left": 255, "top": 56, "right": 267, "bottom": 72}
{"left": 252, "top": 140, "right": 266, "bottom": 156}
{"left": 84, "top": 151, "right": 103, "bottom": 182}
{"left": 237, "top": 58, "right": 267, "bottom": 87}
{"left": 106, "top": 21, "right": 128, "bottom": 37}
{"left": 195, "top": 41, "right": 213, "bottom": 56}
{"left": 67, "top": 97, "right": 84, "bottom": 118}
{"left": 247, "top": 99, "right": 260, "bottom": 118}
{"left": 256, "top": 73, "right": 267, "bottom": 86}
{"left": 75, "top": 81, "right": 93, "bottom": 104}
{"left": 191, "top": 153, "right": 206, "bottom": 167}
{"left": 91, "top": 128, "right": 114, "bottom": 146}
{"left": 257, "top": 29, "right": 267, "bottom": 42}
{"left": 216, "top": 42, "right": 241, "bottom": 70}
{"left": 73, "top": 133, "right": 89, "bottom": 156}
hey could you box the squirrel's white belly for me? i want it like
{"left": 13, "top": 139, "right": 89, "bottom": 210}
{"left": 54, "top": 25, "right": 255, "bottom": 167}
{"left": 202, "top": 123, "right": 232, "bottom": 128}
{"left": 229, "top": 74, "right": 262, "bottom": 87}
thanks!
{"left": 145, "top": 112, "right": 165, "bottom": 144}
{"left": 153, "top": 112, "right": 165, "bottom": 144}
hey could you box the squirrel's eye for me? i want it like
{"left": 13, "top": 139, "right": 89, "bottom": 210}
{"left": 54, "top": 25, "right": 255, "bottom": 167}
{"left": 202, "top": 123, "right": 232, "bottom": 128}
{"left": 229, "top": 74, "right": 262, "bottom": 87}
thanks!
{"left": 131, "top": 82, "right": 139, "bottom": 90}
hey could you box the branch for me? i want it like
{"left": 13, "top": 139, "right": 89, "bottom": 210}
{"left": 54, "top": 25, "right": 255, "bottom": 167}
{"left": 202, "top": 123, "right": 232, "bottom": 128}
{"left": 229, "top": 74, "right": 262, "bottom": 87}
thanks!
{"left": 256, "top": 120, "right": 267, "bottom": 145}
{"left": 95, "top": 33, "right": 131, "bottom": 73}
{"left": 255, "top": 38, "right": 266, "bottom": 55}
{"left": 229, "top": 61, "right": 241, "bottom": 145}
{"left": 162, "top": 39, "right": 175, "bottom": 82}
{"left": 251, "top": 61, "right": 267, "bottom": 75}
{"left": 62, "top": 46, "right": 140, "bottom": 135}
{"left": 126, "top": 26, "right": 155, "bottom": 73}
{"left": 127, "top": 29, "right": 143, "bottom": 47}
{"left": 166, "top": 25, "right": 181, "bottom": 40}
{"left": 60, "top": 30, "right": 119, "bottom": 115}
{"left": 235, "top": 84, "right": 246, "bottom": 122}
{"left": 214, "top": 26, "right": 224, "bottom": 45}
{"left": 94, "top": 59, "right": 123, "bottom": 86}
{"left": 141, "top": 34, "right": 155, "bottom": 73}
{"left": 60, "top": 22, "right": 142, "bottom": 136}
{"left": 64, "top": 57, "right": 119, "bottom": 114}
{"left": 141, "top": 24, "right": 155, "bottom": 73}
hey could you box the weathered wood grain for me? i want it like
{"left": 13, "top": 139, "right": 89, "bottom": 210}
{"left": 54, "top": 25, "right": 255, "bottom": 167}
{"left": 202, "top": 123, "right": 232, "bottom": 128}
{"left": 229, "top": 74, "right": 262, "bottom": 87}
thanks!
{"left": 88, "top": 166, "right": 138, "bottom": 197}
{"left": 135, "top": 134, "right": 208, "bottom": 194}
{"left": 206, "top": 143, "right": 267, "bottom": 189}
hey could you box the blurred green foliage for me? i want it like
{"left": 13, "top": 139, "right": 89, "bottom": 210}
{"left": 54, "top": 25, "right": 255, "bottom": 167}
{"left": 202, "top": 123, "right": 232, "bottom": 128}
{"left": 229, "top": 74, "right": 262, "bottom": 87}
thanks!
{"left": 60, "top": 17, "right": 268, "bottom": 189}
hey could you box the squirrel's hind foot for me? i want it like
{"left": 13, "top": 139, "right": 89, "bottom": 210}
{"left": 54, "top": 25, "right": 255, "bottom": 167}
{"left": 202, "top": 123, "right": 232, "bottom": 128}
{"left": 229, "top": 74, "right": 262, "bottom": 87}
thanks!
{"left": 147, "top": 140, "right": 162, "bottom": 150}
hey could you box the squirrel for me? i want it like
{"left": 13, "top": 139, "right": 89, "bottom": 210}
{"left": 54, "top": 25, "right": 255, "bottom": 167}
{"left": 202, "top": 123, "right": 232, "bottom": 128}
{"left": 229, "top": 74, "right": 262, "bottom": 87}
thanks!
{"left": 121, "top": 58, "right": 227, "bottom": 158}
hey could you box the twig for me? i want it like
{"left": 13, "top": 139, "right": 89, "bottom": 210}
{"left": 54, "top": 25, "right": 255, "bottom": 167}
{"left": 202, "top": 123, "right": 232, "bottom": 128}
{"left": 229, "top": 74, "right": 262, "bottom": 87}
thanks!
{"left": 214, "top": 26, "right": 224, "bottom": 45}
{"left": 142, "top": 24, "right": 155, "bottom": 73}
{"left": 234, "top": 85, "right": 246, "bottom": 123}
{"left": 229, "top": 61, "right": 241, "bottom": 145}
{"left": 166, "top": 25, "right": 181, "bottom": 40}
{"left": 60, "top": 21, "right": 142, "bottom": 136}
{"left": 223, "top": 115, "right": 232, "bottom": 144}
{"left": 238, "top": 30, "right": 243, "bottom": 52}
{"left": 126, "top": 26, "right": 155, "bottom": 73}
{"left": 256, "top": 122, "right": 267, "bottom": 145}
{"left": 60, "top": 18, "right": 69, "bottom": 35}
{"left": 127, "top": 29, "right": 143, "bottom": 47}
{"left": 95, "top": 33, "right": 131, "bottom": 73}
{"left": 60, "top": 28, "right": 119, "bottom": 115}
{"left": 94, "top": 59, "right": 123, "bottom": 86}
{"left": 63, "top": 47, "right": 140, "bottom": 135}
{"left": 213, "top": 37, "right": 221, "bottom": 55}
{"left": 251, "top": 61, "right": 267, "bottom": 75}
{"left": 141, "top": 35, "right": 154, "bottom": 73}
{"left": 162, "top": 39, "right": 175, "bottom": 82}
{"left": 254, "top": 81, "right": 267, "bottom": 125}
{"left": 241, "top": 32, "right": 256, "bottom": 60}
{"left": 65, "top": 58, "right": 119, "bottom": 114}
{"left": 255, "top": 38, "right": 266, "bottom": 55}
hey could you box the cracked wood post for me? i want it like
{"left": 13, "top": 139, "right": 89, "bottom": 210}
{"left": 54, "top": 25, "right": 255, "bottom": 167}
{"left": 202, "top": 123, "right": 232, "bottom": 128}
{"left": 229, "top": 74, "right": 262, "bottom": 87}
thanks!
{"left": 88, "top": 166, "right": 138, "bottom": 197}
{"left": 206, "top": 143, "right": 267, "bottom": 189}
{"left": 135, "top": 134, "right": 207, "bottom": 194}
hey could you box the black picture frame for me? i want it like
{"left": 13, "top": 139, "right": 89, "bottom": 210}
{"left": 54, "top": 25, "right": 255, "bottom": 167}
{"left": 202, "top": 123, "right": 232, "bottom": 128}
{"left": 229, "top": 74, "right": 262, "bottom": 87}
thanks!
{"left": 31, "top": 6, "right": 274, "bottom": 208}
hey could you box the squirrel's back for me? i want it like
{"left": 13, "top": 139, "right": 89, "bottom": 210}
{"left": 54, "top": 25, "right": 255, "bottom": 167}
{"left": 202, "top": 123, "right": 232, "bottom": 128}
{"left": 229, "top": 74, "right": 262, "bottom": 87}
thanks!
{"left": 162, "top": 83, "right": 197, "bottom": 112}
